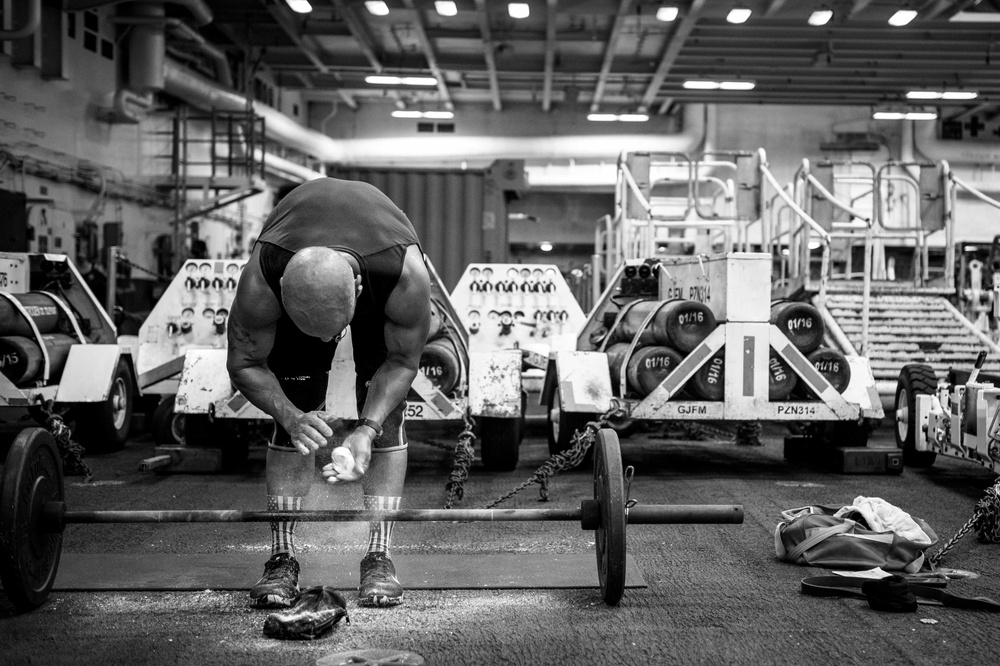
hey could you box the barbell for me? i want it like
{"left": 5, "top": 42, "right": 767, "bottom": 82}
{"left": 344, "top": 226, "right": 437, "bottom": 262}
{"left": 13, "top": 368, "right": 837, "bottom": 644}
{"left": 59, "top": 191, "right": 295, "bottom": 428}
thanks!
{"left": 0, "top": 426, "right": 743, "bottom": 612}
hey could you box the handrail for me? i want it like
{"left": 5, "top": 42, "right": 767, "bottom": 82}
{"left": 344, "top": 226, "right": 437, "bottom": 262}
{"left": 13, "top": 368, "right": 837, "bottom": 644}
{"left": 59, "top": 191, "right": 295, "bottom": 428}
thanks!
{"left": 760, "top": 165, "right": 831, "bottom": 244}
{"left": 619, "top": 163, "right": 653, "bottom": 215}
{"left": 760, "top": 162, "right": 830, "bottom": 306}
{"left": 805, "top": 173, "right": 872, "bottom": 226}
{"left": 950, "top": 172, "right": 1000, "bottom": 211}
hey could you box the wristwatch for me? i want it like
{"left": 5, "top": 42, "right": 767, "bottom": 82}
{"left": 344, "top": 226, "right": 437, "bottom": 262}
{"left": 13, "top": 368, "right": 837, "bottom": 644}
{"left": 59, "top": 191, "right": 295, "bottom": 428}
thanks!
{"left": 355, "top": 418, "right": 383, "bottom": 439}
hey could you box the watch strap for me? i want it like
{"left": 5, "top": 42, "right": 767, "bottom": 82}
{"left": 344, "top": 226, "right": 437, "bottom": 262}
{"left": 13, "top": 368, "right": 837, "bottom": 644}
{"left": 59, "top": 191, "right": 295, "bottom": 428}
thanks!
{"left": 355, "top": 417, "right": 383, "bottom": 438}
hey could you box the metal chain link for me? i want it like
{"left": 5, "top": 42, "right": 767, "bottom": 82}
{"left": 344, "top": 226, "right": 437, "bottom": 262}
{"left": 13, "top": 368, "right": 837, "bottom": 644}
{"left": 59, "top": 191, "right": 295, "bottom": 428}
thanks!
{"left": 483, "top": 404, "right": 622, "bottom": 509}
{"left": 443, "top": 411, "right": 477, "bottom": 510}
{"left": 34, "top": 399, "right": 93, "bottom": 482}
{"left": 928, "top": 477, "right": 1000, "bottom": 566}
{"left": 114, "top": 254, "right": 173, "bottom": 282}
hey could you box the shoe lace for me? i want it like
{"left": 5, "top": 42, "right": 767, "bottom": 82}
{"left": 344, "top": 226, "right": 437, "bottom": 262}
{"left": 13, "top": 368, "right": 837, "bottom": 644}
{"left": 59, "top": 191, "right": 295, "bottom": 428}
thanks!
{"left": 362, "top": 555, "right": 393, "bottom": 580}
{"left": 263, "top": 556, "right": 297, "bottom": 582}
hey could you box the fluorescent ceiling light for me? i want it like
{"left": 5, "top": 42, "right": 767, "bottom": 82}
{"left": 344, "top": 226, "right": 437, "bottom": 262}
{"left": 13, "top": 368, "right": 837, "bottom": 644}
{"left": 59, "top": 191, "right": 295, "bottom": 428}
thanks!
{"left": 888, "top": 10, "right": 917, "bottom": 26}
{"left": 727, "top": 8, "right": 752, "bottom": 24}
{"left": 873, "top": 109, "right": 938, "bottom": 120}
{"left": 435, "top": 1, "right": 457, "bottom": 16}
{"left": 683, "top": 80, "right": 754, "bottom": 90}
{"left": 656, "top": 6, "right": 679, "bottom": 22}
{"left": 683, "top": 80, "right": 720, "bottom": 89}
{"left": 365, "top": 1, "right": 389, "bottom": 16}
{"left": 539, "top": 242, "right": 554, "bottom": 252}
{"left": 366, "top": 75, "right": 438, "bottom": 86}
{"left": 719, "top": 81, "right": 755, "bottom": 90}
{"left": 908, "top": 91, "right": 976, "bottom": 100}
{"left": 941, "top": 91, "right": 978, "bottom": 100}
{"left": 285, "top": 0, "right": 312, "bottom": 12}
{"left": 587, "top": 113, "right": 648, "bottom": 122}
{"left": 950, "top": 11, "right": 1000, "bottom": 22}
{"left": 808, "top": 10, "right": 832, "bottom": 26}
{"left": 906, "top": 90, "right": 978, "bottom": 100}
{"left": 392, "top": 110, "right": 454, "bottom": 119}
{"left": 508, "top": 3, "right": 529, "bottom": 19}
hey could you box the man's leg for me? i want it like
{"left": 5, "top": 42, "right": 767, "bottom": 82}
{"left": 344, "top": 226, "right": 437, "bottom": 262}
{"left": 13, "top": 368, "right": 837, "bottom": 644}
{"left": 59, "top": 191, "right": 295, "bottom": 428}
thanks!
{"left": 250, "top": 375, "right": 326, "bottom": 608}
{"left": 358, "top": 396, "right": 407, "bottom": 607}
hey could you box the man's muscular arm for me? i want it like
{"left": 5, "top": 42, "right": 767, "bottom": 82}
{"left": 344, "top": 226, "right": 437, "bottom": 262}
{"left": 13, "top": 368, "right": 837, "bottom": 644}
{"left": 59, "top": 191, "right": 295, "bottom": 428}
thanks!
{"left": 227, "top": 249, "right": 332, "bottom": 453}
{"left": 323, "top": 244, "right": 430, "bottom": 483}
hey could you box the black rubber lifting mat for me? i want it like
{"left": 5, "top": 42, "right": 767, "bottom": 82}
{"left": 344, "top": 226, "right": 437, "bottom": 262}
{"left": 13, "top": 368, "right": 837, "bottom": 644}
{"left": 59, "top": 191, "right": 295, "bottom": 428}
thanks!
{"left": 41, "top": 553, "right": 646, "bottom": 591}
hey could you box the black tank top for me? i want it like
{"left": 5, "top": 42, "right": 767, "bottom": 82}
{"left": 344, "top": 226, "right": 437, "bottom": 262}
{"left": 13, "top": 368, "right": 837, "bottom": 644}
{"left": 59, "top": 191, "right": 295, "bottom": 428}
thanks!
{"left": 255, "top": 178, "right": 421, "bottom": 377}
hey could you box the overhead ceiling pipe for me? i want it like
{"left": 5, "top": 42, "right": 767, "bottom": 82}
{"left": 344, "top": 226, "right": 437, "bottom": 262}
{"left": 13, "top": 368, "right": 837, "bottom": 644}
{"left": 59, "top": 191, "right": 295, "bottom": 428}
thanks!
{"left": 321, "top": 103, "right": 706, "bottom": 167}
{"left": 0, "top": 0, "right": 41, "bottom": 40}
{"left": 62, "top": 0, "right": 213, "bottom": 27}
{"left": 109, "top": 15, "right": 231, "bottom": 87}
{"left": 164, "top": 58, "right": 705, "bottom": 175}
{"left": 163, "top": 59, "right": 341, "bottom": 159}
{"left": 163, "top": 59, "right": 328, "bottom": 180}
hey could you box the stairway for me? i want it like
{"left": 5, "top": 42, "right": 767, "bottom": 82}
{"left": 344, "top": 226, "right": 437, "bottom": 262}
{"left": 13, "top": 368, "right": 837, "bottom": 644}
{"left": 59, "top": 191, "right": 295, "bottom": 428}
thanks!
{"left": 816, "top": 292, "right": 1000, "bottom": 402}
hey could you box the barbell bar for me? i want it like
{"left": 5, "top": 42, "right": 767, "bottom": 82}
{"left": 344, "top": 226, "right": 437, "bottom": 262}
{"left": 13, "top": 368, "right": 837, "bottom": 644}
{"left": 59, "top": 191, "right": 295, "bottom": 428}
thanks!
{"left": 0, "top": 426, "right": 743, "bottom": 612}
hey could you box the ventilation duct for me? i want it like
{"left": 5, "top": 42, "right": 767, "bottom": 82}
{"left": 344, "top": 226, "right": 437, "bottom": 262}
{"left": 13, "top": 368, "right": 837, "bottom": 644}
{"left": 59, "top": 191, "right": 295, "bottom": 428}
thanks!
{"left": 0, "top": 0, "right": 41, "bottom": 40}
{"left": 62, "top": 0, "right": 213, "bottom": 27}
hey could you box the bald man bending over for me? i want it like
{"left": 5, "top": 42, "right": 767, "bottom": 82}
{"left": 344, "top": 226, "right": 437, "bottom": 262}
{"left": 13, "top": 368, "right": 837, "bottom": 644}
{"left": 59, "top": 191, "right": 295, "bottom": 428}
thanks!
{"left": 227, "top": 178, "right": 431, "bottom": 608}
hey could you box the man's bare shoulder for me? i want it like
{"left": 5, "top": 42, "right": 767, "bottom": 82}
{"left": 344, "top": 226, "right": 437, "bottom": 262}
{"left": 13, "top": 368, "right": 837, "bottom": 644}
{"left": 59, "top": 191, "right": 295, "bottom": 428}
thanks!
{"left": 385, "top": 245, "right": 431, "bottom": 324}
{"left": 231, "top": 245, "right": 282, "bottom": 328}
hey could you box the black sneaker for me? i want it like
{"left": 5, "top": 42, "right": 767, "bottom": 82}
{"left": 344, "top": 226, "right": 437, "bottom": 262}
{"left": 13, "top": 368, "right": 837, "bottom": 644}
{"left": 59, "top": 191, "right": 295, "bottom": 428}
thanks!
{"left": 263, "top": 586, "right": 350, "bottom": 640}
{"left": 358, "top": 552, "right": 403, "bottom": 607}
{"left": 250, "top": 553, "right": 300, "bottom": 608}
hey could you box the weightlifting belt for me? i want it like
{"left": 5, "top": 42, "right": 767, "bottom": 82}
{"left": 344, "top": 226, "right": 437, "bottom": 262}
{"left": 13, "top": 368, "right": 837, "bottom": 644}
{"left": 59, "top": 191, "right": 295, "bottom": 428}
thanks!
{"left": 801, "top": 575, "right": 1000, "bottom": 612}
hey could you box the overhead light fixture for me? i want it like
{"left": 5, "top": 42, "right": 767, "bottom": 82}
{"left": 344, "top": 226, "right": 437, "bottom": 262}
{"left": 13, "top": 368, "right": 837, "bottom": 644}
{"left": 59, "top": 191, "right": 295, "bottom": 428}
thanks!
{"left": 365, "top": 1, "right": 389, "bottom": 16}
{"left": 950, "top": 11, "right": 1000, "bottom": 22}
{"left": 808, "top": 10, "right": 832, "bottom": 26}
{"left": 726, "top": 8, "right": 751, "bottom": 24}
{"left": 683, "top": 80, "right": 720, "bottom": 89}
{"left": 539, "top": 242, "right": 554, "bottom": 252}
{"left": 392, "top": 109, "right": 455, "bottom": 119}
{"left": 435, "top": 1, "right": 457, "bottom": 16}
{"left": 366, "top": 75, "right": 439, "bottom": 86}
{"left": 906, "top": 90, "right": 978, "bottom": 101}
{"left": 656, "top": 6, "right": 679, "bottom": 22}
{"left": 872, "top": 108, "right": 937, "bottom": 120}
{"left": 719, "top": 81, "right": 755, "bottom": 90}
{"left": 888, "top": 9, "right": 917, "bottom": 26}
{"left": 508, "top": 3, "right": 529, "bottom": 19}
{"left": 587, "top": 113, "right": 649, "bottom": 122}
{"left": 285, "top": 0, "right": 313, "bottom": 12}
{"left": 683, "top": 80, "right": 755, "bottom": 90}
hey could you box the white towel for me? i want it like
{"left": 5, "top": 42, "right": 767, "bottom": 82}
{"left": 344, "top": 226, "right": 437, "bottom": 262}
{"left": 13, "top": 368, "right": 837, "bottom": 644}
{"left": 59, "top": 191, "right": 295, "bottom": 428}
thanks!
{"left": 834, "top": 496, "right": 933, "bottom": 547}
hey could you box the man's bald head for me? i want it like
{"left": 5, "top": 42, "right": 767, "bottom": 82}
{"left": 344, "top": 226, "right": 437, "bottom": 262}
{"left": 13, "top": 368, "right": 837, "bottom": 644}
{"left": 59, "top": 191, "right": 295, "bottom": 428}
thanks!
{"left": 281, "top": 247, "right": 357, "bottom": 341}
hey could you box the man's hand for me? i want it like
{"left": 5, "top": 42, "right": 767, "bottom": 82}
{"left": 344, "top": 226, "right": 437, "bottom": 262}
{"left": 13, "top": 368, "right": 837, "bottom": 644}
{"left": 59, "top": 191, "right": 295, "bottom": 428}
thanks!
{"left": 322, "top": 427, "right": 374, "bottom": 483}
{"left": 287, "top": 411, "right": 335, "bottom": 455}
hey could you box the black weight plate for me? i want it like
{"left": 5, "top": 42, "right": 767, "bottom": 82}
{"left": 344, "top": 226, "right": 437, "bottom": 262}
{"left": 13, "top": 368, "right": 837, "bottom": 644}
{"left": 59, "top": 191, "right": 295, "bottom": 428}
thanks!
{"left": 0, "top": 427, "right": 64, "bottom": 611}
{"left": 593, "top": 428, "right": 626, "bottom": 606}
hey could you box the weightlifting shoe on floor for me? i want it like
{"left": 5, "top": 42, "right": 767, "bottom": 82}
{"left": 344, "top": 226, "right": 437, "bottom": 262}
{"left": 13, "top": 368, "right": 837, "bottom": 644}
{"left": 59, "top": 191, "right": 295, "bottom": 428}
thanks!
{"left": 263, "top": 585, "right": 350, "bottom": 640}
{"left": 358, "top": 552, "right": 403, "bottom": 607}
{"left": 250, "top": 553, "right": 300, "bottom": 608}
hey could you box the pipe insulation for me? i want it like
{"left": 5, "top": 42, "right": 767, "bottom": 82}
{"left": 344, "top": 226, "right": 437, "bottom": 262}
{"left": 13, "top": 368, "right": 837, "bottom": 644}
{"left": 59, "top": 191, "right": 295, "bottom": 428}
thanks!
{"left": 0, "top": 0, "right": 41, "bottom": 40}
{"left": 62, "top": 0, "right": 213, "bottom": 27}
{"left": 129, "top": 4, "right": 166, "bottom": 93}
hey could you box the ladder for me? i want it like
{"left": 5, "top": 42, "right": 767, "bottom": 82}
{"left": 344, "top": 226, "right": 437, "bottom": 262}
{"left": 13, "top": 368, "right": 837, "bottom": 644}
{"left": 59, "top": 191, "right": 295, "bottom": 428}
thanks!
{"left": 816, "top": 290, "right": 1000, "bottom": 401}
